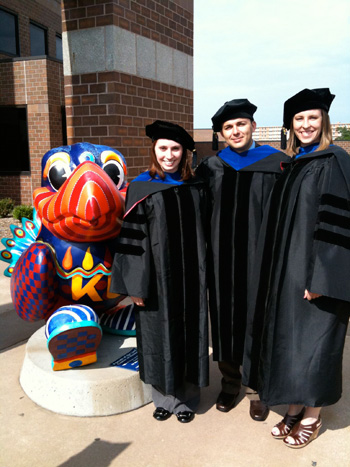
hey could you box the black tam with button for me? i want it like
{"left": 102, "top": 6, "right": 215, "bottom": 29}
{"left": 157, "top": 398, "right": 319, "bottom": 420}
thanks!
{"left": 211, "top": 99, "right": 257, "bottom": 150}
{"left": 282, "top": 88, "right": 335, "bottom": 130}
{"left": 211, "top": 99, "right": 257, "bottom": 133}
{"left": 280, "top": 88, "right": 335, "bottom": 149}
{"left": 145, "top": 120, "right": 195, "bottom": 152}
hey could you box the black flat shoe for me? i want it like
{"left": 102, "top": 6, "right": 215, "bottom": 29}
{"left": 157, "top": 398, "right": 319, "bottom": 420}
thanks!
{"left": 153, "top": 407, "right": 172, "bottom": 421}
{"left": 176, "top": 411, "right": 195, "bottom": 423}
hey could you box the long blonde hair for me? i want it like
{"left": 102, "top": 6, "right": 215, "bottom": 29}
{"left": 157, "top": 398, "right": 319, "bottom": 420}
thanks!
{"left": 286, "top": 109, "right": 333, "bottom": 156}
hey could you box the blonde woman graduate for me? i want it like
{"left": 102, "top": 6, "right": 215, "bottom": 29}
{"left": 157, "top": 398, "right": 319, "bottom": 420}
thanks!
{"left": 243, "top": 88, "right": 350, "bottom": 448}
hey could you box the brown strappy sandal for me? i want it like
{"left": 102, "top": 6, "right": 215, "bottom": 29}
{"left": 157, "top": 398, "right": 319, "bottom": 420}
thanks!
{"left": 283, "top": 416, "right": 322, "bottom": 449}
{"left": 271, "top": 408, "right": 305, "bottom": 439}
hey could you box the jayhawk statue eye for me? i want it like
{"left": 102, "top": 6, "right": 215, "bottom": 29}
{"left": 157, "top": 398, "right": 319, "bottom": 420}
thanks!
{"left": 102, "top": 159, "right": 125, "bottom": 189}
{"left": 48, "top": 159, "right": 72, "bottom": 191}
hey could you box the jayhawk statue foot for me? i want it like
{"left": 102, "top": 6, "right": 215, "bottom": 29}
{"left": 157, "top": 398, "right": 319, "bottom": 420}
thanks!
{"left": 0, "top": 143, "right": 136, "bottom": 370}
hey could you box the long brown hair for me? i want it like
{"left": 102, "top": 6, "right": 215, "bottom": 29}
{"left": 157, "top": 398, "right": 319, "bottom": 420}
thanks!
{"left": 148, "top": 141, "right": 194, "bottom": 180}
{"left": 286, "top": 109, "right": 333, "bottom": 156}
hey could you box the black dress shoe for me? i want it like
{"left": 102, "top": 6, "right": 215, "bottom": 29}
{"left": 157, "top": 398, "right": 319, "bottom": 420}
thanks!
{"left": 153, "top": 407, "right": 172, "bottom": 421}
{"left": 216, "top": 391, "right": 239, "bottom": 412}
{"left": 249, "top": 400, "right": 269, "bottom": 421}
{"left": 176, "top": 411, "right": 195, "bottom": 423}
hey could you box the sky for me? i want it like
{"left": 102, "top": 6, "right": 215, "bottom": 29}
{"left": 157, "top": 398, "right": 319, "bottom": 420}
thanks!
{"left": 193, "top": 0, "right": 350, "bottom": 129}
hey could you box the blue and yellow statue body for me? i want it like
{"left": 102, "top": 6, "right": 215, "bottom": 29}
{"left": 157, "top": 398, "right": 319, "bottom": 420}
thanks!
{"left": 1, "top": 143, "right": 135, "bottom": 370}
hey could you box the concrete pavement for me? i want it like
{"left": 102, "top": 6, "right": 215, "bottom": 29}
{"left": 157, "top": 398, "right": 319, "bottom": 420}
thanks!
{"left": 1, "top": 260, "right": 349, "bottom": 467}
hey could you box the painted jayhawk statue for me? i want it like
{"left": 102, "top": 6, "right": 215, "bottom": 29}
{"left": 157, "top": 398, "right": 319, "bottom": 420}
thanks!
{"left": 0, "top": 143, "right": 135, "bottom": 370}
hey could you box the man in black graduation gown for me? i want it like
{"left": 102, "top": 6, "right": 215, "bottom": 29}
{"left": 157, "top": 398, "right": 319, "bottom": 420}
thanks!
{"left": 196, "top": 99, "right": 289, "bottom": 421}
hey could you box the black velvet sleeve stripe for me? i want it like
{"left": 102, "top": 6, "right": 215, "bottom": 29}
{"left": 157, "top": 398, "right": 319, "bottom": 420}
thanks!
{"left": 114, "top": 243, "right": 145, "bottom": 256}
{"left": 320, "top": 194, "right": 350, "bottom": 211}
{"left": 124, "top": 212, "right": 147, "bottom": 224}
{"left": 119, "top": 227, "right": 147, "bottom": 240}
{"left": 318, "top": 211, "right": 350, "bottom": 230}
{"left": 314, "top": 229, "right": 350, "bottom": 250}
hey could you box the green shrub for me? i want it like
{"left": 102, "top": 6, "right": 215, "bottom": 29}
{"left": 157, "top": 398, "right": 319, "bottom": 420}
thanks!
{"left": 0, "top": 198, "right": 15, "bottom": 218}
{"left": 12, "top": 205, "right": 34, "bottom": 221}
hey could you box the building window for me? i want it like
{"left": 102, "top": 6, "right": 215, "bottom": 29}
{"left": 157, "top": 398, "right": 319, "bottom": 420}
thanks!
{"left": 30, "top": 21, "right": 48, "bottom": 56}
{"left": 56, "top": 34, "right": 63, "bottom": 61}
{"left": 0, "top": 8, "right": 19, "bottom": 56}
{"left": 0, "top": 107, "right": 30, "bottom": 173}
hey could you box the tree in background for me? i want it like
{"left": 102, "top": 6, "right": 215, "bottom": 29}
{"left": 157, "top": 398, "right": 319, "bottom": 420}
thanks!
{"left": 335, "top": 126, "right": 350, "bottom": 140}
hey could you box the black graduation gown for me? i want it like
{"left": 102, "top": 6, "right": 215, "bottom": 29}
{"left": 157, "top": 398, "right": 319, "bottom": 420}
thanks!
{"left": 110, "top": 176, "right": 209, "bottom": 395}
{"left": 196, "top": 148, "right": 289, "bottom": 363}
{"left": 243, "top": 145, "right": 350, "bottom": 407}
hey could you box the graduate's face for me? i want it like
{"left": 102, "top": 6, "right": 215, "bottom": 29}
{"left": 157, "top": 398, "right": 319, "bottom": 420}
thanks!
{"left": 293, "top": 109, "right": 323, "bottom": 146}
{"left": 154, "top": 139, "right": 183, "bottom": 173}
{"left": 220, "top": 118, "right": 256, "bottom": 153}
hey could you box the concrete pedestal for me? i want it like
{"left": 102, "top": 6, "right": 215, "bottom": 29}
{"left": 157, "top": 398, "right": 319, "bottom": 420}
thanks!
{"left": 20, "top": 326, "right": 152, "bottom": 417}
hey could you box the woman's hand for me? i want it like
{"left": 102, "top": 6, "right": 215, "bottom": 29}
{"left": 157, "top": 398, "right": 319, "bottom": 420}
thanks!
{"left": 131, "top": 296, "right": 145, "bottom": 307}
{"left": 304, "top": 289, "right": 322, "bottom": 301}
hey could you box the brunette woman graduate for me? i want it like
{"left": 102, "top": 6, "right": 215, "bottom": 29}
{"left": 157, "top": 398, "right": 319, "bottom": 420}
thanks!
{"left": 110, "top": 120, "right": 209, "bottom": 423}
{"left": 243, "top": 88, "right": 350, "bottom": 448}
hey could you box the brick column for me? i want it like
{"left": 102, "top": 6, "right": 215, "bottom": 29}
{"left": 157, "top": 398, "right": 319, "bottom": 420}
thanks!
{"left": 0, "top": 0, "right": 64, "bottom": 204}
{"left": 0, "top": 58, "right": 64, "bottom": 204}
{"left": 62, "top": 0, "right": 193, "bottom": 178}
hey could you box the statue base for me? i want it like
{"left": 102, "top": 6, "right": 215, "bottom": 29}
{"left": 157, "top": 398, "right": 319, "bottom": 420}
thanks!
{"left": 20, "top": 326, "right": 152, "bottom": 417}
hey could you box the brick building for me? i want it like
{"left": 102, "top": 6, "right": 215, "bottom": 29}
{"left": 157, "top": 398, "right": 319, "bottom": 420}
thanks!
{"left": 62, "top": 0, "right": 194, "bottom": 178}
{"left": 194, "top": 128, "right": 350, "bottom": 164}
{"left": 0, "top": 0, "right": 64, "bottom": 205}
{"left": 4, "top": 1, "right": 347, "bottom": 204}
{"left": 0, "top": 0, "right": 194, "bottom": 203}
{"left": 253, "top": 123, "right": 350, "bottom": 142}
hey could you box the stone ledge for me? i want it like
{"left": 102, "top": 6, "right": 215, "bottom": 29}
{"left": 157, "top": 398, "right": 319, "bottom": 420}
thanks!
{"left": 20, "top": 326, "right": 151, "bottom": 417}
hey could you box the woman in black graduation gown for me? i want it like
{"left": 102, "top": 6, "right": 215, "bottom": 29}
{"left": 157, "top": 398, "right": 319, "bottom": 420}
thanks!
{"left": 110, "top": 120, "right": 209, "bottom": 423}
{"left": 243, "top": 88, "right": 350, "bottom": 448}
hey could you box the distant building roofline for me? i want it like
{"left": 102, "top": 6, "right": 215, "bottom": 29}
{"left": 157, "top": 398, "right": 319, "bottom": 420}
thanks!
{"left": 194, "top": 124, "right": 350, "bottom": 142}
